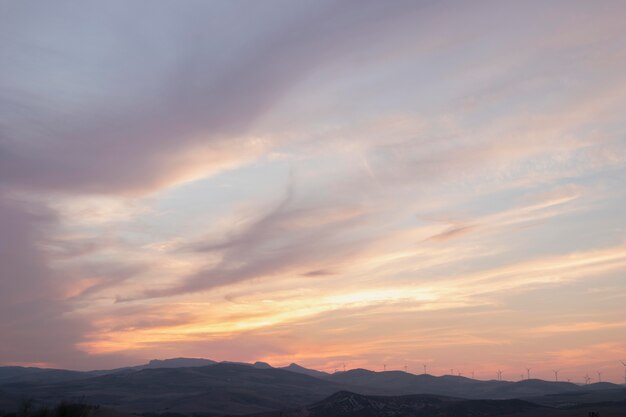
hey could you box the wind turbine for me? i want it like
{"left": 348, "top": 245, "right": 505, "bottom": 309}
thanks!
{"left": 553, "top": 370, "right": 559, "bottom": 382}
{"left": 471, "top": 370, "right": 475, "bottom": 379}
{"left": 597, "top": 371, "right": 602, "bottom": 383}
{"left": 423, "top": 364, "right": 427, "bottom": 374}
{"left": 383, "top": 364, "right": 386, "bottom": 372}
{"left": 404, "top": 364, "right": 408, "bottom": 373}
{"left": 526, "top": 368, "right": 531, "bottom": 380}
{"left": 343, "top": 363, "right": 346, "bottom": 372}
{"left": 450, "top": 368, "right": 454, "bottom": 375}
{"left": 497, "top": 370, "right": 502, "bottom": 381}
{"left": 584, "top": 374, "right": 591, "bottom": 385}
{"left": 620, "top": 360, "right": 626, "bottom": 385}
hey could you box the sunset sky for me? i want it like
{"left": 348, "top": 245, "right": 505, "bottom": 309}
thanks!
{"left": 1, "top": 1, "right": 626, "bottom": 383}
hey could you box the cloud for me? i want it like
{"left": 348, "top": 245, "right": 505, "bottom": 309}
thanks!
{"left": 0, "top": 194, "right": 87, "bottom": 364}
{"left": 124, "top": 181, "right": 376, "bottom": 300}
{"left": 0, "top": 0, "right": 425, "bottom": 367}
{"left": 0, "top": 0, "right": 424, "bottom": 195}
{"left": 427, "top": 225, "right": 476, "bottom": 241}
{"left": 301, "top": 269, "right": 337, "bottom": 277}
{"left": 528, "top": 321, "right": 626, "bottom": 335}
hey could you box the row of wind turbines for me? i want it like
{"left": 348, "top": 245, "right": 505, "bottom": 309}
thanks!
{"left": 497, "top": 360, "right": 626, "bottom": 385}
{"left": 338, "top": 360, "right": 626, "bottom": 385}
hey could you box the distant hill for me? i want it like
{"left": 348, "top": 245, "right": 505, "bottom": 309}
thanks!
{"left": 326, "top": 369, "right": 508, "bottom": 397}
{"left": 527, "top": 387, "right": 626, "bottom": 407}
{"left": 0, "top": 358, "right": 324, "bottom": 386}
{"left": 0, "top": 366, "right": 89, "bottom": 384}
{"left": 487, "top": 378, "right": 587, "bottom": 398}
{"left": 586, "top": 381, "right": 622, "bottom": 390}
{"left": 280, "top": 363, "right": 330, "bottom": 379}
{"left": 139, "top": 358, "right": 217, "bottom": 369}
{"left": 325, "top": 369, "right": 621, "bottom": 399}
{"left": 0, "top": 358, "right": 220, "bottom": 385}
{"left": 0, "top": 363, "right": 349, "bottom": 416}
{"left": 253, "top": 361, "right": 273, "bottom": 369}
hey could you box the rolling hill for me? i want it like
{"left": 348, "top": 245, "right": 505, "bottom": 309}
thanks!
{"left": 324, "top": 368, "right": 622, "bottom": 399}
{"left": 0, "top": 363, "right": 350, "bottom": 416}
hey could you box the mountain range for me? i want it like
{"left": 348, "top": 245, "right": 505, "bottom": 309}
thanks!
{"left": 0, "top": 358, "right": 624, "bottom": 416}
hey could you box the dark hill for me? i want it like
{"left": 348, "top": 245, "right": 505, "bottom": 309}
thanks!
{"left": 251, "top": 390, "right": 544, "bottom": 417}
{"left": 280, "top": 363, "right": 329, "bottom": 379}
{"left": 326, "top": 369, "right": 506, "bottom": 398}
{"left": 325, "top": 369, "right": 620, "bottom": 399}
{"left": 488, "top": 378, "right": 582, "bottom": 398}
{"left": 141, "top": 358, "right": 217, "bottom": 369}
{"left": 527, "top": 387, "right": 626, "bottom": 407}
{"left": 252, "top": 362, "right": 273, "bottom": 369}
{"left": 0, "top": 363, "right": 348, "bottom": 416}
{"left": 0, "top": 367, "right": 89, "bottom": 384}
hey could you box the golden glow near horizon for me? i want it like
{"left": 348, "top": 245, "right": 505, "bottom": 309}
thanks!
{"left": 1, "top": 1, "right": 626, "bottom": 383}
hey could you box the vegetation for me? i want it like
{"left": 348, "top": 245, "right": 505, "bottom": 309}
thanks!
{"left": 1, "top": 400, "right": 98, "bottom": 417}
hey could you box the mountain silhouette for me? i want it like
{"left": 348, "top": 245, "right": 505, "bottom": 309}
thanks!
{"left": 324, "top": 369, "right": 622, "bottom": 399}
{"left": 141, "top": 358, "right": 217, "bottom": 369}
{"left": 1, "top": 360, "right": 625, "bottom": 416}
{"left": 0, "top": 363, "right": 348, "bottom": 416}
{"left": 0, "top": 366, "right": 89, "bottom": 384}
{"left": 280, "top": 363, "right": 330, "bottom": 379}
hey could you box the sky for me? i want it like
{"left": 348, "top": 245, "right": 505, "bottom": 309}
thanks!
{"left": 1, "top": 0, "right": 626, "bottom": 383}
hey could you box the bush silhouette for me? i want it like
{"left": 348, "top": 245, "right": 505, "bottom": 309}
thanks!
{"left": 2, "top": 400, "right": 97, "bottom": 417}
